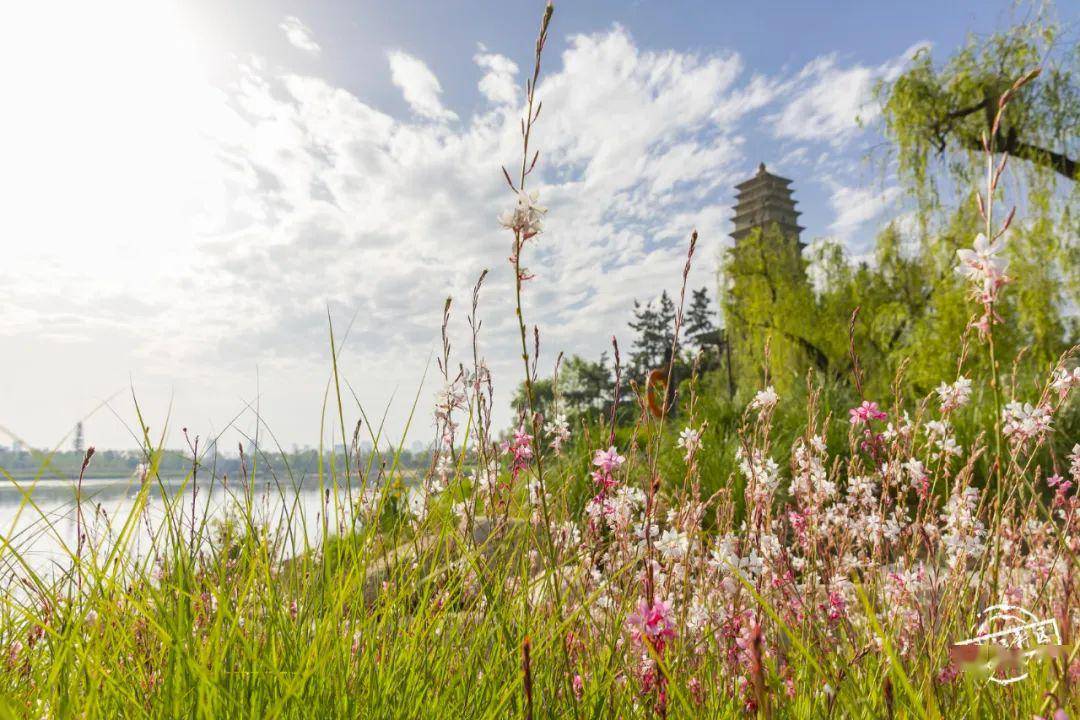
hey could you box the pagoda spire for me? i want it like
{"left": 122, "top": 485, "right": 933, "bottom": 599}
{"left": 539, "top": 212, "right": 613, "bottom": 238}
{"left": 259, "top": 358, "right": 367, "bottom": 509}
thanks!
{"left": 731, "top": 163, "right": 803, "bottom": 247}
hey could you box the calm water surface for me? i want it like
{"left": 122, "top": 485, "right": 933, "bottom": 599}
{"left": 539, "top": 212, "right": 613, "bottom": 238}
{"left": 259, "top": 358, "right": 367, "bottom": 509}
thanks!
{"left": 0, "top": 476, "right": 368, "bottom": 581}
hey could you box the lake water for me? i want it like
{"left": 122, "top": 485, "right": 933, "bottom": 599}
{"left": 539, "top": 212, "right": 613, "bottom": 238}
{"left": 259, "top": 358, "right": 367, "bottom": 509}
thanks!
{"left": 0, "top": 475, "right": 369, "bottom": 583}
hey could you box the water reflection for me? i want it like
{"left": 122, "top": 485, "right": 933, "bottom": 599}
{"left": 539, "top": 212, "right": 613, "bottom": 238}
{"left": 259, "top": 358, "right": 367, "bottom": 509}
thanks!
{"left": 0, "top": 476, "right": 363, "bottom": 583}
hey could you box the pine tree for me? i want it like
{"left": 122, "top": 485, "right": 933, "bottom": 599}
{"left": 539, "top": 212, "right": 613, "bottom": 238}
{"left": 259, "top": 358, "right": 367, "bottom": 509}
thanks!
{"left": 628, "top": 293, "right": 678, "bottom": 380}
{"left": 628, "top": 299, "right": 660, "bottom": 379}
{"left": 684, "top": 287, "right": 716, "bottom": 348}
{"left": 657, "top": 290, "right": 676, "bottom": 354}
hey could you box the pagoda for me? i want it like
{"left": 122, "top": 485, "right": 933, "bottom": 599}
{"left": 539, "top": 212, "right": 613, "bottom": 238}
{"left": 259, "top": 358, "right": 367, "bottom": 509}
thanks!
{"left": 731, "top": 163, "right": 803, "bottom": 248}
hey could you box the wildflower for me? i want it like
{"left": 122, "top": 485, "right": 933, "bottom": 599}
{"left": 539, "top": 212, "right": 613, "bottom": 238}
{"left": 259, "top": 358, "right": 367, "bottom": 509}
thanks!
{"left": 1050, "top": 366, "right": 1080, "bottom": 399}
{"left": 593, "top": 446, "right": 625, "bottom": 474}
{"left": 656, "top": 528, "right": 690, "bottom": 560}
{"left": 627, "top": 598, "right": 675, "bottom": 643}
{"left": 935, "top": 376, "right": 972, "bottom": 412}
{"left": 502, "top": 426, "right": 534, "bottom": 482}
{"left": 358, "top": 487, "right": 382, "bottom": 515}
{"left": 941, "top": 486, "right": 985, "bottom": 566}
{"left": 924, "top": 420, "right": 948, "bottom": 437}
{"left": 591, "top": 446, "right": 625, "bottom": 490}
{"left": 823, "top": 591, "right": 846, "bottom": 622}
{"left": 749, "top": 386, "right": 778, "bottom": 412}
{"left": 434, "top": 382, "right": 466, "bottom": 421}
{"left": 904, "top": 458, "right": 930, "bottom": 498}
{"left": 957, "top": 233, "right": 1008, "bottom": 284}
{"left": 677, "top": 425, "right": 703, "bottom": 463}
{"left": 499, "top": 189, "right": 547, "bottom": 240}
{"left": 882, "top": 411, "right": 912, "bottom": 441}
{"left": 1047, "top": 474, "right": 1074, "bottom": 508}
{"left": 526, "top": 477, "right": 547, "bottom": 509}
{"left": 957, "top": 233, "right": 1010, "bottom": 336}
{"left": 572, "top": 674, "right": 584, "bottom": 700}
{"left": 432, "top": 453, "right": 453, "bottom": 491}
{"left": 405, "top": 489, "right": 428, "bottom": 522}
{"left": 471, "top": 458, "right": 501, "bottom": 496}
{"left": 1002, "top": 401, "right": 1052, "bottom": 446}
{"left": 849, "top": 400, "right": 887, "bottom": 425}
{"left": 737, "top": 549, "right": 764, "bottom": 578}
{"left": 686, "top": 600, "right": 710, "bottom": 636}
{"left": 544, "top": 413, "right": 571, "bottom": 453}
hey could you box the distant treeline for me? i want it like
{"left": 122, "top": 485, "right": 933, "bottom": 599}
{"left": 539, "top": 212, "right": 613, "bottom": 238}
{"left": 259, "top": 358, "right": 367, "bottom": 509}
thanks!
{"left": 0, "top": 446, "right": 432, "bottom": 481}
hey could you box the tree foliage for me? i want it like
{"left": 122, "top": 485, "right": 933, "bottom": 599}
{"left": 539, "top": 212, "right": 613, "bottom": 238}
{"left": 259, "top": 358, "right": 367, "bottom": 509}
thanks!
{"left": 879, "top": 17, "right": 1078, "bottom": 193}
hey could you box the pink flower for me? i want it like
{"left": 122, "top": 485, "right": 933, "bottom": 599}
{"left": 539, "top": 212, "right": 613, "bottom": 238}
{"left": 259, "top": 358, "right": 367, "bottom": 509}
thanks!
{"left": 823, "top": 592, "right": 846, "bottom": 622}
{"left": 1048, "top": 474, "right": 1074, "bottom": 508}
{"left": 592, "top": 446, "right": 625, "bottom": 474}
{"left": 627, "top": 598, "right": 675, "bottom": 643}
{"left": 572, "top": 674, "right": 584, "bottom": 699}
{"left": 502, "top": 426, "right": 534, "bottom": 482}
{"left": 849, "top": 401, "right": 887, "bottom": 425}
{"left": 591, "top": 446, "right": 625, "bottom": 490}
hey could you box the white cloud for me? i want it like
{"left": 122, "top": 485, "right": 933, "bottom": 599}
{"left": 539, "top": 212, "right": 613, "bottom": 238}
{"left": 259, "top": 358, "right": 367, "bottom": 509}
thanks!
{"left": 474, "top": 47, "right": 519, "bottom": 105}
{"left": 771, "top": 42, "right": 929, "bottom": 144}
{"left": 388, "top": 50, "right": 458, "bottom": 121}
{"left": 280, "top": 16, "right": 321, "bottom": 56}
{"left": 1, "top": 20, "right": 893, "bottom": 449}
{"left": 827, "top": 184, "right": 901, "bottom": 243}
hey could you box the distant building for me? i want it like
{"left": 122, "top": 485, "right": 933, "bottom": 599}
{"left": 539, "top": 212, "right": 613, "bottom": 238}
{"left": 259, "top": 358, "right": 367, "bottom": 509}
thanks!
{"left": 731, "top": 163, "right": 804, "bottom": 248}
{"left": 73, "top": 421, "right": 85, "bottom": 454}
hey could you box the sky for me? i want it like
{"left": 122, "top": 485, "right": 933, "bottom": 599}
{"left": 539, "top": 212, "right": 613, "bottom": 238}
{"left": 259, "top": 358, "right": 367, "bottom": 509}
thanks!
{"left": 0, "top": 0, "right": 1065, "bottom": 454}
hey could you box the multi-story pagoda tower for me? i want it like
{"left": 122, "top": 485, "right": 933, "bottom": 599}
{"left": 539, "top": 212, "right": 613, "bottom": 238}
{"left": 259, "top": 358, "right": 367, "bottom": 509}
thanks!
{"left": 731, "top": 162, "right": 803, "bottom": 248}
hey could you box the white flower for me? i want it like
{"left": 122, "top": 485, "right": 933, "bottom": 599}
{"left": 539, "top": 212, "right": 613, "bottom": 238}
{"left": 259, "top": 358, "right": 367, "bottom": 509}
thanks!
{"left": 405, "top": 488, "right": 428, "bottom": 522}
{"left": 957, "top": 233, "right": 1008, "bottom": 281}
{"left": 936, "top": 435, "right": 962, "bottom": 457}
{"left": 882, "top": 411, "right": 912, "bottom": 441}
{"left": 749, "top": 386, "right": 778, "bottom": 412}
{"left": 677, "top": 426, "right": 703, "bottom": 463}
{"left": 903, "top": 458, "right": 926, "bottom": 483}
{"left": 1002, "top": 401, "right": 1053, "bottom": 446}
{"left": 737, "top": 549, "right": 763, "bottom": 578}
{"left": 527, "top": 477, "right": 546, "bottom": 507}
{"left": 1050, "top": 367, "right": 1080, "bottom": 398}
{"left": 686, "top": 599, "right": 710, "bottom": 636}
{"left": 924, "top": 419, "right": 949, "bottom": 437}
{"left": 498, "top": 189, "right": 547, "bottom": 239}
{"left": 656, "top": 528, "right": 690, "bottom": 560}
{"left": 935, "top": 376, "right": 972, "bottom": 412}
{"left": 544, "top": 413, "right": 571, "bottom": 453}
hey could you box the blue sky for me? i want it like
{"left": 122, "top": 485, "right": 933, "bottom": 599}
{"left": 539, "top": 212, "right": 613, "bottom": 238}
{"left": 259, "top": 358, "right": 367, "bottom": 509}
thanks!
{"left": 0, "top": 0, "right": 1067, "bottom": 452}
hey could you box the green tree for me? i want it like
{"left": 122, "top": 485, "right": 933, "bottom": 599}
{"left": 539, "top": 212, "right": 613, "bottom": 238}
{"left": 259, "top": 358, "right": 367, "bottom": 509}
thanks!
{"left": 722, "top": 224, "right": 833, "bottom": 396}
{"left": 511, "top": 378, "right": 555, "bottom": 422}
{"left": 628, "top": 291, "right": 676, "bottom": 380}
{"left": 879, "top": 18, "right": 1077, "bottom": 192}
{"left": 684, "top": 287, "right": 718, "bottom": 350}
{"left": 560, "top": 353, "right": 612, "bottom": 417}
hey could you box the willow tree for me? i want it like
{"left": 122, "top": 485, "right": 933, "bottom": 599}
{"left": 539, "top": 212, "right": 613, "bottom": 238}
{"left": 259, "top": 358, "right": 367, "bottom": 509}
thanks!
{"left": 721, "top": 224, "right": 834, "bottom": 396}
{"left": 880, "top": 17, "right": 1077, "bottom": 191}
{"left": 878, "top": 13, "right": 1079, "bottom": 369}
